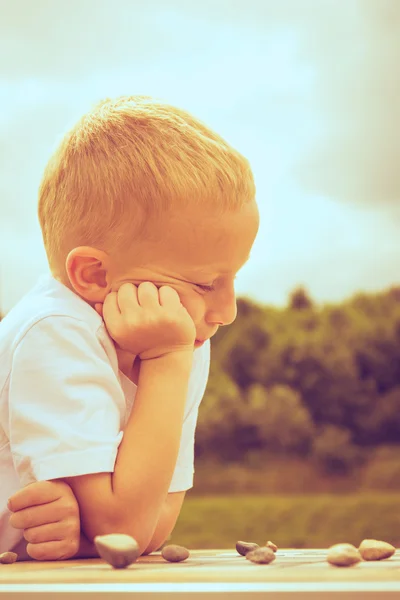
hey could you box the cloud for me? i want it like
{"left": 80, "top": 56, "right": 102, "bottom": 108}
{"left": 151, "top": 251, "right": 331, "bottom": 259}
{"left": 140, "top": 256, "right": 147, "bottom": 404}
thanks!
{"left": 0, "top": 0, "right": 345, "bottom": 81}
{"left": 0, "top": 0, "right": 399, "bottom": 312}
{"left": 292, "top": 0, "right": 400, "bottom": 210}
{"left": 0, "top": 0, "right": 176, "bottom": 80}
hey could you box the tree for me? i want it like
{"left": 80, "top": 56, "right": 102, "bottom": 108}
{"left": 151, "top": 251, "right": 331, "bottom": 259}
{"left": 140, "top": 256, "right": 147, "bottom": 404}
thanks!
{"left": 195, "top": 366, "right": 244, "bottom": 460}
{"left": 220, "top": 321, "right": 271, "bottom": 390}
{"left": 288, "top": 286, "right": 314, "bottom": 311}
{"left": 355, "top": 386, "right": 400, "bottom": 444}
{"left": 312, "top": 425, "right": 366, "bottom": 474}
{"left": 205, "top": 282, "right": 400, "bottom": 461}
{"left": 242, "top": 383, "right": 315, "bottom": 455}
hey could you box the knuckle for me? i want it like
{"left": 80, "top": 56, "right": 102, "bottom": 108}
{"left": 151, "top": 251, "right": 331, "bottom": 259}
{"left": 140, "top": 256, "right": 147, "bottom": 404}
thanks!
{"left": 160, "top": 284, "right": 177, "bottom": 296}
{"left": 63, "top": 499, "right": 79, "bottom": 517}
{"left": 60, "top": 540, "right": 79, "bottom": 560}
{"left": 69, "top": 538, "right": 80, "bottom": 555}
{"left": 8, "top": 513, "right": 18, "bottom": 528}
{"left": 9, "top": 510, "right": 29, "bottom": 529}
{"left": 65, "top": 517, "right": 80, "bottom": 536}
{"left": 23, "top": 528, "right": 38, "bottom": 543}
{"left": 27, "top": 543, "right": 47, "bottom": 561}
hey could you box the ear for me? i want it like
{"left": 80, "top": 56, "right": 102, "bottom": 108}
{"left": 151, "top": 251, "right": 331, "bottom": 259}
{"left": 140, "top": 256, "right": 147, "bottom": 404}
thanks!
{"left": 65, "top": 247, "right": 111, "bottom": 303}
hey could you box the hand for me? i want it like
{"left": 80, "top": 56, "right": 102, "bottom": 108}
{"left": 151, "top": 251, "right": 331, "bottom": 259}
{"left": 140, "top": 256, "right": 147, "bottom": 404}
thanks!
{"left": 96, "top": 282, "right": 196, "bottom": 360}
{"left": 8, "top": 480, "right": 80, "bottom": 561}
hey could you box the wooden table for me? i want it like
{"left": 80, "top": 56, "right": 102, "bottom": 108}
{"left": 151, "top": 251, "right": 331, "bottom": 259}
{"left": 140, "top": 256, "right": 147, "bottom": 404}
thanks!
{"left": 0, "top": 549, "right": 399, "bottom": 599}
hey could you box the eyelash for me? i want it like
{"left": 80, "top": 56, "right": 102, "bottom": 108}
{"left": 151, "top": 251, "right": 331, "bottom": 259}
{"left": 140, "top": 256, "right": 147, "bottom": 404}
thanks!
{"left": 196, "top": 283, "right": 216, "bottom": 293}
{"left": 196, "top": 275, "right": 238, "bottom": 293}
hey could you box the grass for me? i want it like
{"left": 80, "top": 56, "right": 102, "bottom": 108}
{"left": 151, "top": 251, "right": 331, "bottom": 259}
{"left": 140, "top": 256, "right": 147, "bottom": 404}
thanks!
{"left": 191, "top": 452, "right": 400, "bottom": 494}
{"left": 169, "top": 493, "right": 400, "bottom": 549}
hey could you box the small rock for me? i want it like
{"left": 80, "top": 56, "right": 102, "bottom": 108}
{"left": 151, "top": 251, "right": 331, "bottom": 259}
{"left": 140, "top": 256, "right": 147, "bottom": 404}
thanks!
{"left": 161, "top": 544, "right": 190, "bottom": 562}
{"left": 246, "top": 547, "right": 276, "bottom": 564}
{"left": 327, "top": 543, "right": 362, "bottom": 567}
{"left": 236, "top": 541, "right": 259, "bottom": 556}
{"left": 359, "top": 539, "right": 396, "bottom": 561}
{"left": 266, "top": 540, "right": 278, "bottom": 552}
{"left": 94, "top": 534, "right": 140, "bottom": 569}
{"left": 0, "top": 552, "right": 18, "bottom": 564}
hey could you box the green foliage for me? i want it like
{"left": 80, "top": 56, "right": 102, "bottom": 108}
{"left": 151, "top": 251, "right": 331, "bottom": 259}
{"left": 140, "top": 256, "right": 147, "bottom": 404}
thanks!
{"left": 192, "top": 450, "right": 400, "bottom": 494}
{"left": 171, "top": 493, "right": 400, "bottom": 549}
{"left": 288, "top": 285, "right": 314, "bottom": 311}
{"left": 311, "top": 425, "right": 367, "bottom": 474}
{"left": 242, "top": 384, "right": 315, "bottom": 455}
{"left": 197, "top": 284, "right": 400, "bottom": 466}
{"left": 195, "top": 366, "right": 244, "bottom": 460}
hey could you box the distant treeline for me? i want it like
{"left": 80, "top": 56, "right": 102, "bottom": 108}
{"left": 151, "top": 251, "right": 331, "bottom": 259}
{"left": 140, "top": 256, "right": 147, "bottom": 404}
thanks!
{"left": 195, "top": 285, "right": 400, "bottom": 474}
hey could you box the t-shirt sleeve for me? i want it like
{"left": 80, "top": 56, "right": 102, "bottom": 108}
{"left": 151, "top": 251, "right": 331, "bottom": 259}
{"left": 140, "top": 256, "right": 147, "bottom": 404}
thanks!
{"left": 8, "top": 316, "right": 126, "bottom": 486}
{"left": 168, "top": 342, "right": 210, "bottom": 493}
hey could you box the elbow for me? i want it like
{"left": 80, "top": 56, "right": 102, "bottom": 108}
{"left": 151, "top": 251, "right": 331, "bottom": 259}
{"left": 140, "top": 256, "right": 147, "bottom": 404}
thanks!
{"left": 81, "top": 512, "right": 155, "bottom": 556}
{"left": 142, "top": 539, "right": 166, "bottom": 555}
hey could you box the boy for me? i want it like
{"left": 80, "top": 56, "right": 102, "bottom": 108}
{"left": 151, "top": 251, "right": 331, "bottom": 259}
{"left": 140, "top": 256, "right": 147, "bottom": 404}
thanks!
{"left": 1, "top": 95, "right": 259, "bottom": 560}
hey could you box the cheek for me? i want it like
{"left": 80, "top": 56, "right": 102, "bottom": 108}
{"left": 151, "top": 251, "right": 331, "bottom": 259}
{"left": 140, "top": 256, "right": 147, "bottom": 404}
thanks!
{"left": 180, "top": 291, "right": 205, "bottom": 323}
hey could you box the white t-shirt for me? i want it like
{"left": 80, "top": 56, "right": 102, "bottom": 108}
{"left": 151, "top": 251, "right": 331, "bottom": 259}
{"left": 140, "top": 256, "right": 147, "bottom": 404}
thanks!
{"left": 0, "top": 274, "right": 210, "bottom": 553}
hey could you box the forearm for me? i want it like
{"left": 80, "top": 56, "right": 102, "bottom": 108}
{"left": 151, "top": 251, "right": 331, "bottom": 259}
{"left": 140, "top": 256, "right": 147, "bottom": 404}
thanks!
{"left": 11, "top": 533, "right": 99, "bottom": 561}
{"left": 81, "top": 352, "right": 193, "bottom": 548}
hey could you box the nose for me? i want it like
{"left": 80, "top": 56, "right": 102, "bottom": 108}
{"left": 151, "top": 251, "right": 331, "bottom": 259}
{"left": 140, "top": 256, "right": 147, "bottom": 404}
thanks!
{"left": 206, "top": 295, "right": 237, "bottom": 327}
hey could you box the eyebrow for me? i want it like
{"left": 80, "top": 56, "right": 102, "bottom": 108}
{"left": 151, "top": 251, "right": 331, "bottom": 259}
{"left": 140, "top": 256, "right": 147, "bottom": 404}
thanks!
{"left": 190, "top": 255, "right": 252, "bottom": 275}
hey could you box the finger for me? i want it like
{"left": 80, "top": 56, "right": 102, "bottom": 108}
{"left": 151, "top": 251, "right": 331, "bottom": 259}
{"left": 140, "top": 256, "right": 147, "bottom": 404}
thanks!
{"left": 9, "top": 498, "right": 68, "bottom": 530}
{"left": 27, "top": 539, "right": 79, "bottom": 561}
{"left": 23, "top": 520, "right": 75, "bottom": 544}
{"left": 116, "top": 282, "right": 140, "bottom": 312}
{"left": 8, "top": 481, "right": 65, "bottom": 513}
{"left": 102, "top": 291, "right": 121, "bottom": 320}
{"left": 158, "top": 285, "right": 182, "bottom": 307}
{"left": 136, "top": 282, "right": 160, "bottom": 308}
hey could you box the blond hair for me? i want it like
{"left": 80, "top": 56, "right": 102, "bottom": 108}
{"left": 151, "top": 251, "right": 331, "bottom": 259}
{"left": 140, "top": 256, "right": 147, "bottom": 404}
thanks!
{"left": 38, "top": 95, "right": 256, "bottom": 275}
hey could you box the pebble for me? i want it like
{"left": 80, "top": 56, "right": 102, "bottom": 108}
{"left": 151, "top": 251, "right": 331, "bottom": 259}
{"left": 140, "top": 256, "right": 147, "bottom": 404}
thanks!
{"left": 236, "top": 541, "right": 259, "bottom": 556}
{"left": 246, "top": 546, "right": 276, "bottom": 564}
{"left": 0, "top": 552, "right": 18, "bottom": 564}
{"left": 161, "top": 544, "right": 190, "bottom": 562}
{"left": 327, "top": 543, "right": 362, "bottom": 567}
{"left": 266, "top": 540, "right": 278, "bottom": 552}
{"left": 359, "top": 539, "right": 396, "bottom": 561}
{"left": 94, "top": 534, "right": 140, "bottom": 569}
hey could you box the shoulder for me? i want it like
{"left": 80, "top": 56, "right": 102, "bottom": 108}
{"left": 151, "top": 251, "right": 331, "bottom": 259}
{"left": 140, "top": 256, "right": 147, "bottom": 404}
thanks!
{"left": 0, "top": 274, "right": 104, "bottom": 350}
{"left": 0, "top": 275, "right": 119, "bottom": 380}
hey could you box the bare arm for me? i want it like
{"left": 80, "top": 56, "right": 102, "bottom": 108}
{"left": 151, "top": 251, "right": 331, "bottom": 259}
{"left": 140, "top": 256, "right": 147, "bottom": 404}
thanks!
{"left": 142, "top": 490, "right": 186, "bottom": 555}
{"left": 63, "top": 351, "right": 193, "bottom": 553}
{"left": 75, "top": 491, "right": 186, "bottom": 558}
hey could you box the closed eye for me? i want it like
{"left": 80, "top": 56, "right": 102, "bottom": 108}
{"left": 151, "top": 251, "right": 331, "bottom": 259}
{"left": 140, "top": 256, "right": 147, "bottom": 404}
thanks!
{"left": 196, "top": 275, "right": 238, "bottom": 293}
{"left": 196, "top": 283, "right": 216, "bottom": 292}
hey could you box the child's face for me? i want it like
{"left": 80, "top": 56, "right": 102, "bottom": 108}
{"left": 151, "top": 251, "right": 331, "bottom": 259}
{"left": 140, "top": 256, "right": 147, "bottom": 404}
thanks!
{"left": 111, "top": 200, "right": 259, "bottom": 346}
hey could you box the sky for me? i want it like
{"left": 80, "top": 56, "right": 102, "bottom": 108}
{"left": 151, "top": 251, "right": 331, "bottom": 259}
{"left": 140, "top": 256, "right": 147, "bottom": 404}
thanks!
{"left": 0, "top": 0, "right": 399, "bottom": 312}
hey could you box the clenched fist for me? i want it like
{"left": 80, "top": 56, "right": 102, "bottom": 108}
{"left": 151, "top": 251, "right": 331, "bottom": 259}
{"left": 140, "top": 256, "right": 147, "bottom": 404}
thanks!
{"left": 96, "top": 282, "right": 196, "bottom": 360}
{"left": 8, "top": 480, "right": 80, "bottom": 561}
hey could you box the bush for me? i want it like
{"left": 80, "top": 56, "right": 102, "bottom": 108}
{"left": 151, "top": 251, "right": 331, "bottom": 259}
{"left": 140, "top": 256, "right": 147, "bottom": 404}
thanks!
{"left": 312, "top": 425, "right": 366, "bottom": 474}
{"left": 242, "top": 383, "right": 315, "bottom": 455}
